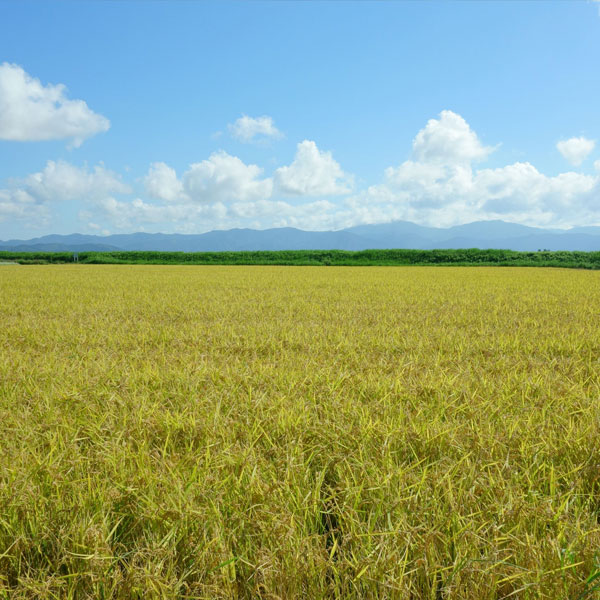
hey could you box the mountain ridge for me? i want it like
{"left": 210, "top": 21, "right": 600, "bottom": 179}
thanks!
{"left": 2, "top": 220, "right": 600, "bottom": 253}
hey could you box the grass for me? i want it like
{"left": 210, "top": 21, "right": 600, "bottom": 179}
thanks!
{"left": 1, "top": 248, "right": 600, "bottom": 268}
{"left": 1, "top": 265, "right": 600, "bottom": 598}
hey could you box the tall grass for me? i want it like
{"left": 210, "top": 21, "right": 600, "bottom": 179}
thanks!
{"left": 2, "top": 248, "right": 600, "bottom": 268}
{"left": 1, "top": 265, "right": 600, "bottom": 598}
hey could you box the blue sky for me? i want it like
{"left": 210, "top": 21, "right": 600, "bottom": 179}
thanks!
{"left": 1, "top": 0, "right": 599, "bottom": 239}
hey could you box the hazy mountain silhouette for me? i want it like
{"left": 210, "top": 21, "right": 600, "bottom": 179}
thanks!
{"left": 1, "top": 220, "right": 600, "bottom": 252}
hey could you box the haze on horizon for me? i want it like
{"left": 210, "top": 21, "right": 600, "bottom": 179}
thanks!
{"left": 1, "top": 0, "right": 599, "bottom": 240}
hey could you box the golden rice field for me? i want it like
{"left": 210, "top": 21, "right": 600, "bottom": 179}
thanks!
{"left": 1, "top": 265, "right": 600, "bottom": 599}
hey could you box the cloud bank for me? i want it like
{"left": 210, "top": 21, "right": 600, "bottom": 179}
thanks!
{"left": 2, "top": 110, "right": 599, "bottom": 234}
{"left": 0, "top": 161, "right": 128, "bottom": 226}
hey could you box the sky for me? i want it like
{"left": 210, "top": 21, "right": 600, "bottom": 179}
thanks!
{"left": 1, "top": 0, "right": 600, "bottom": 239}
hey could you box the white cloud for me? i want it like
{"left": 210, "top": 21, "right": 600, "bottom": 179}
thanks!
{"left": 141, "top": 153, "right": 274, "bottom": 206}
{"left": 4, "top": 111, "right": 600, "bottom": 235}
{"left": 20, "top": 160, "right": 130, "bottom": 202}
{"left": 0, "top": 63, "right": 110, "bottom": 147}
{"left": 0, "top": 188, "right": 47, "bottom": 225}
{"left": 475, "top": 163, "right": 596, "bottom": 215}
{"left": 384, "top": 161, "right": 474, "bottom": 208}
{"left": 228, "top": 115, "right": 282, "bottom": 143}
{"left": 345, "top": 112, "right": 600, "bottom": 229}
{"left": 274, "top": 140, "right": 353, "bottom": 196}
{"left": 229, "top": 198, "right": 293, "bottom": 220}
{"left": 93, "top": 147, "right": 353, "bottom": 231}
{"left": 594, "top": 160, "right": 600, "bottom": 172}
{"left": 143, "top": 162, "right": 183, "bottom": 202}
{"left": 81, "top": 118, "right": 600, "bottom": 230}
{"left": 183, "top": 151, "right": 273, "bottom": 203}
{"left": 556, "top": 136, "right": 596, "bottom": 166}
{"left": 267, "top": 200, "right": 341, "bottom": 230}
{"left": 412, "top": 110, "right": 495, "bottom": 165}
{"left": 96, "top": 195, "right": 343, "bottom": 233}
{"left": 97, "top": 197, "right": 229, "bottom": 231}
{"left": 0, "top": 160, "right": 129, "bottom": 229}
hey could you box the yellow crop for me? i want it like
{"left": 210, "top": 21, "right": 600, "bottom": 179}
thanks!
{"left": 1, "top": 265, "right": 600, "bottom": 599}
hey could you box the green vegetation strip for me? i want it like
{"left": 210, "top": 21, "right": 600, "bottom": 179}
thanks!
{"left": 2, "top": 248, "right": 600, "bottom": 268}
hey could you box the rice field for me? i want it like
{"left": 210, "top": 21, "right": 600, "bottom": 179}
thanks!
{"left": 1, "top": 265, "right": 600, "bottom": 599}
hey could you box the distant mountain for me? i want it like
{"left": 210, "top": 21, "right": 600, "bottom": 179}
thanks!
{"left": 346, "top": 219, "right": 546, "bottom": 244}
{"left": 0, "top": 243, "right": 121, "bottom": 252}
{"left": 436, "top": 220, "right": 551, "bottom": 241}
{"left": 1, "top": 220, "right": 600, "bottom": 252}
{"left": 0, "top": 229, "right": 368, "bottom": 252}
{"left": 567, "top": 226, "right": 600, "bottom": 235}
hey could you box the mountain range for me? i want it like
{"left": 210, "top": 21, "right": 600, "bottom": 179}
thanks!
{"left": 2, "top": 220, "right": 600, "bottom": 253}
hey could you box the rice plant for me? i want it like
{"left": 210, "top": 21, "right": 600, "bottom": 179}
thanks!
{"left": 1, "top": 265, "right": 599, "bottom": 599}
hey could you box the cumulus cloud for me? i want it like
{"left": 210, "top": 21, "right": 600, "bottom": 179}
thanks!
{"left": 412, "top": 110, "right": 495, "bottom": 165}
{"left": 0, "top": 160, "right": 129, "bottom": 228}
{"left": 183, "top": 151, "right": 273, "bottom": 203}
{"left": 5, "top": 111, "right": 600, "bottom": 234}
{"left": 556, "top": 136, "right": 596, "bottom": 166}
{"left": 21, "top": 160, "right": 130, "bottom": 202}
{"left": 143, "top": 162, "right": 183, "bottom": 202}
{"left": 475, "top": 164, "right": 596, "bottom": 215}
{"left": 0, "top": 188, "right": 47, "bottom": 225}
{"left": 101, "top": 152, "right": 276, "bottom": 230}
{"left": 91, "top": 146, "right": 353, "bottom": 231}
{"left": 87, "top": 119, "right": 600, "bottom": 229}
{"left": 274, "top": 140, "right": 353, "bottom": 196}
{"left": 141, "top": 153, "right": 273, "bottom": 205}
{"left": 349, "top": 112, "right": 600, "bottom": 228}
{"left": 228, "top": 115, "right": 282, "bottom": 143}
{"left": 382, "top": 159, "right": 596, "bottom": 219}
{"left": 0, "top": 63, "right": 110, "bottom": 147}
